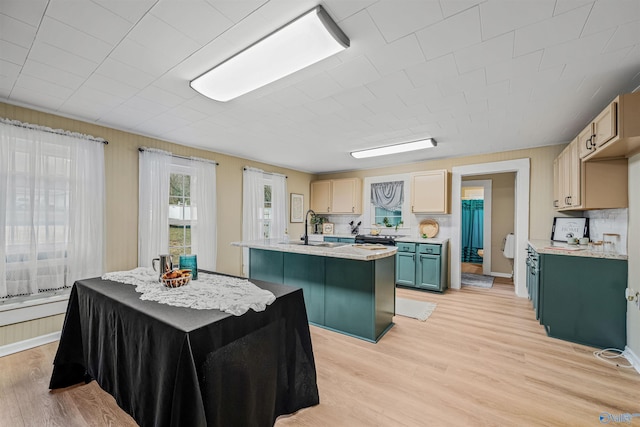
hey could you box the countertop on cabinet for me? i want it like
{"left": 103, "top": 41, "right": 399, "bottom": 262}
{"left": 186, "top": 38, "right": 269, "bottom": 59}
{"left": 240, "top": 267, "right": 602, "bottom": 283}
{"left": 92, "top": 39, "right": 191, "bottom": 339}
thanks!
{"left": 528, "top": 239, "right": 627, "bottom": 260}
{"left": 395, "top": 237, "right": 450, "bottom": 245}
{"left": 232, "top": 239, "right": 396, "bottom": 261}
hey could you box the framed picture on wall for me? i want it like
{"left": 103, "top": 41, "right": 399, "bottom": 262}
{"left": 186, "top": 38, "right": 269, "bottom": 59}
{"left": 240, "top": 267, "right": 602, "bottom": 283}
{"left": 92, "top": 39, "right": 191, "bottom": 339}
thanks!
{"left": 290, "top": 193, "right": 304, "bottom": 223}
{"left": 551, "top": 217, "right": 589, "bottom": 242}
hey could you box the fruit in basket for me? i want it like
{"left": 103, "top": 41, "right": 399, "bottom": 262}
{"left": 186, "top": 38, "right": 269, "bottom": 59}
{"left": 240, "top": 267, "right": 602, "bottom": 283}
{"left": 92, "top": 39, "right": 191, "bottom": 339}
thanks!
{"left": 161, "top": 269, "right": 192, "bottom": 287}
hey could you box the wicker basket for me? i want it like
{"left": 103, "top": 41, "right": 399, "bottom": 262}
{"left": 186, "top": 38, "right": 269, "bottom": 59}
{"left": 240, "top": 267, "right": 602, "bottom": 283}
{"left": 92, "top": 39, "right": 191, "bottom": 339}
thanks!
{"left": 161, "top": 272, "right": 191, "bottom": 288}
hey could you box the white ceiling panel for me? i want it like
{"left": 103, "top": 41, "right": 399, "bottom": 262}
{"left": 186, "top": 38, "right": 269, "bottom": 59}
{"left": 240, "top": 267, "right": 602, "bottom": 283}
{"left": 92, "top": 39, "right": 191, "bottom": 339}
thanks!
{"left": 479, "top": 0, "right": 555, "bottom": 40}
{"left": 150, "top": 0, "right": 233, "bottom": 45}
{"left": 0, "top": 13, "right": 37, "bottom": 48}
{"left": 37, "top": 17, "right": 113, "bottom": 64}
{"left": 1, "top": 0, "right": 639, "bottom": 173}
{"left": 416, "top": 6, "right": 481, "bottom": 60}
{"left": 0, "top": 0, "right": 48, "bottom": 27}
{"left": 367, "top": 0, "right": 443, "bottom": 42}
{"left": 45, "top": 0, "right": 134, "bottom": 45}
{"left": 513, "top": 4, "right": 591, "bottom": 56}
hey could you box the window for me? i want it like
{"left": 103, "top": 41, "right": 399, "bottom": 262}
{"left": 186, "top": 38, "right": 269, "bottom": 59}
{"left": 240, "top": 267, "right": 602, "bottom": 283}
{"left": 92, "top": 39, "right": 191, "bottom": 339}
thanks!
{"left": 370, "top": 180, "right": 404, "bottom": 229}
{"left": 263, "top": 184, "right": 272, "bottom": 238}
{"left": 169, "top": 172, "right": 192, "bottom": 265}
{"left": 374, "top": 206, "right": 403, "bottom": 227}
{"left": 1, "top": 121, "right": 105, "bottom": 298}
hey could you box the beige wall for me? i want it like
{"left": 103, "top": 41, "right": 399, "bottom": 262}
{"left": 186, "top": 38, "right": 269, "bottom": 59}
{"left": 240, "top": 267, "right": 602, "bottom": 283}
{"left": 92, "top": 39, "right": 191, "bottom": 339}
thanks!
{"left": 319, "top": 145, "right": 566, "bottom": 241}
{"left": 627, "top": 153, "right": 640, "bottom": 359}
{"left": 0, "top": 102, "right": 315, "bottom": 346}
{"left": 463, "top": 173, "right": 515, "bottom": 275}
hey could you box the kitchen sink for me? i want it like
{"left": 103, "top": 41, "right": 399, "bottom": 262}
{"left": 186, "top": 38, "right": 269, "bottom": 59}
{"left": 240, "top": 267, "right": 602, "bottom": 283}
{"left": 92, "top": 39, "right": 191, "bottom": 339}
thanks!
{"left": 278, "top": 241, "right": 349, "bottom": 248}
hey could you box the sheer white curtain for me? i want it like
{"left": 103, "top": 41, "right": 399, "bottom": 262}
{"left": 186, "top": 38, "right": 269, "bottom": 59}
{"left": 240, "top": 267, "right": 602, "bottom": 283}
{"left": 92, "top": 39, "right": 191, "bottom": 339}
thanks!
{"left": 190, "top": 158, "right": 217, "bottom": 271}
{"left": 242, "top": 167, "right": 264, "bottom": 276}
{"left": 138, "top": 149, "right": 171, "bottom": 268}
{"left": 270, "top": 174, "right": 287, "bottom": 240}
{"left": 0, "top": 120, "right": 105, "bottom": 298}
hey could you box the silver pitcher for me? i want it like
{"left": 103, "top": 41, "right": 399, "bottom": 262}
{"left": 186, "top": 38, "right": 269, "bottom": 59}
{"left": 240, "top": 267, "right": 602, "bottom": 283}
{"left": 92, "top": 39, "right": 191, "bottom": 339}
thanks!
{"left": 152, "top": 254, "right": 173, "bottom": 282}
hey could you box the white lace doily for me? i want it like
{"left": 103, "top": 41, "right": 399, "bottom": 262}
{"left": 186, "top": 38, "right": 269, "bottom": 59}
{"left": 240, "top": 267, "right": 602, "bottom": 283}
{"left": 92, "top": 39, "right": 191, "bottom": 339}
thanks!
{"left": 101, "top": 267, "right": 276, "bottom": 316}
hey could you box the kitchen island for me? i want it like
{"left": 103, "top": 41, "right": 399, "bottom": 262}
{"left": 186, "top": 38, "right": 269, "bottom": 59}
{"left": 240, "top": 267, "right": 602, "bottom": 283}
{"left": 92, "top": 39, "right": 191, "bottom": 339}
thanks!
{"left": 232, "top": 240, "right": 397, "bottom": 342}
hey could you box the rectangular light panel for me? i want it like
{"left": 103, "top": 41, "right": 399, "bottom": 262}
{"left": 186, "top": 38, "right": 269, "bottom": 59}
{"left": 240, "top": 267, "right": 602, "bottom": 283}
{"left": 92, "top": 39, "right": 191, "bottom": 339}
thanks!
{"left": 190, "top": 6, "right": 349, "bottom": 102}
{"left": 351, "top": 139, "right": 437, "bottom": 159}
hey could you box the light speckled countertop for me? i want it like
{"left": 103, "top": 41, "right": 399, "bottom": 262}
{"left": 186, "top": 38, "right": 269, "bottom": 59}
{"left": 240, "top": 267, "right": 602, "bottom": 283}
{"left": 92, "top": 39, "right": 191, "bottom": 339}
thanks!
{"left": 528, "top": 239, "right": 627, "bottom": 260}
{"left": 395, "top": 237, "right": 449, "bottom": 245}
{"left": 232, "top": 239, "right": 397, "bottom": 261}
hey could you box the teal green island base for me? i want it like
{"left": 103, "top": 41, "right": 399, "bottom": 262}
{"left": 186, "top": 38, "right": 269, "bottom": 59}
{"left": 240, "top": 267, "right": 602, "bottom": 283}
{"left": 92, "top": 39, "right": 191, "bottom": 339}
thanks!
{"left": 249, "top": 248, "right": 396, "bottom": 343}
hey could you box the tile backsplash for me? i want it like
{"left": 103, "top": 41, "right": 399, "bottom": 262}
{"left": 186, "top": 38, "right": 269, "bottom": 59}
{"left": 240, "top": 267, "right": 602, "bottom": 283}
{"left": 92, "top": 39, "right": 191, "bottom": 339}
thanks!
{"left": 585, "top": 208, "right": 628, "bottom": 255}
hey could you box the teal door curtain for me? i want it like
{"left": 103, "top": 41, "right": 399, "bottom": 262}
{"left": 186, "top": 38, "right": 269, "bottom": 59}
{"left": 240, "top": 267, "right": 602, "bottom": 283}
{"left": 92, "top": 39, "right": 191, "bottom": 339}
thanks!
{"left": 461, "top": 199, "right": 484, "bottom": 263}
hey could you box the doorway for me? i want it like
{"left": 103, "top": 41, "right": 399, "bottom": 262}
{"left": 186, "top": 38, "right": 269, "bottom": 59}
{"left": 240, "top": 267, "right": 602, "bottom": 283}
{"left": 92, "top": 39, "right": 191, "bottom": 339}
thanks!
{"left": 451, "top": 159, "right": 530, "bottom": 297}
{"left": 461, "top": 180, "right": 492, "bottom": 276}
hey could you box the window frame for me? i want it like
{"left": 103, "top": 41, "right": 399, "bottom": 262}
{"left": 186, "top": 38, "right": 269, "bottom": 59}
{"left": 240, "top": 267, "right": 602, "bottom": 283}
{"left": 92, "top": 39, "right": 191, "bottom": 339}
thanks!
{"left": 168, "top": 161, "right": 194, "bottom": 264}
{"left": 363, "top": 174, "right": 411, "bottom": 234}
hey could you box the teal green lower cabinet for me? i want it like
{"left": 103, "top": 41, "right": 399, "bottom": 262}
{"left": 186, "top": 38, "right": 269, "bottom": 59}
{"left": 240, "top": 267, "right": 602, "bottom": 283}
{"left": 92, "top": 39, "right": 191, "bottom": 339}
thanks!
{"left": 395, "top": 251, "right": 416, "bottom": 286}
{"left": 323, "top": 237, "right": 339, "bottom": 242}
{"left": 249, "top": 248, "right": 395, "bottom": 342}
{"left": 538, "top": 253, "right": 627, "bottom": 349}
{"left": 338, "top": 237, "right": 355, "bottom": 243}
{"left": 396, "top": 241, "right": 448, "bottom": 292}
{"left": 283, "top": 253, "right": 325, "bottom": 325}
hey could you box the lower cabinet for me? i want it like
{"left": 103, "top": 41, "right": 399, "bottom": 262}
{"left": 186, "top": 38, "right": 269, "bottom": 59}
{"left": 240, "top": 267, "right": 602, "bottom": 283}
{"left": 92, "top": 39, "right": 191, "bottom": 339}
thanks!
{"left": 531, "top": 249, "right": 627, "bottom": 349}
{"left": 395, "top": 241, "right": 448, "bottom": 292}
{"left": 249, "top": 248, "right": 395, "bottom": 342}
{"left": 323, "top": 236, "right": 356, "bottom": 243}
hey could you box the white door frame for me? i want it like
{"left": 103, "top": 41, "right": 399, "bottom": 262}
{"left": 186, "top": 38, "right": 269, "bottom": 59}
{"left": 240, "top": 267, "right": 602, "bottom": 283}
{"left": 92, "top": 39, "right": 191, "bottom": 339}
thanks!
{"left": 461, "top": 180, "right": 492, "bottom": 276}
{"left": 452, "top": 159, "right": 530, "bottom": 297}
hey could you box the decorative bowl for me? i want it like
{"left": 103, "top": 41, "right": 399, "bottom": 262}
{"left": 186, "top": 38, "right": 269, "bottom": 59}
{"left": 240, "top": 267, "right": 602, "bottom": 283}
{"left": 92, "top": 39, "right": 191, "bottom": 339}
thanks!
{"left": 161, "top": 269, "right": 192, "bottom": 288}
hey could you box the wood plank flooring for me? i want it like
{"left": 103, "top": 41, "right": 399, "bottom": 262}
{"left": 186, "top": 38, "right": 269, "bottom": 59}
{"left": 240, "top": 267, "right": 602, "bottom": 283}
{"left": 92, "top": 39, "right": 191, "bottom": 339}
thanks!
{"left": 1, "top": 283, "right": 638, "bottom": 427}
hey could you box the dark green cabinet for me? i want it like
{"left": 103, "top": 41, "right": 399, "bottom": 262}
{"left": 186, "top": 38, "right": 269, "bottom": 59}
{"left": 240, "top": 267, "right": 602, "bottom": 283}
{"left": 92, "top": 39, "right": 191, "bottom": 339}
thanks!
{"left": 527, "top": 245, "right": 627, "bottom": 349}
{"left": 324, "top": 236, "right": 355, "bottom": 243}
{"left": 249, "top": 248, "right": 395, "bottom": 342}
{"left": 396, "top": 241, "right": 448, "bottom": 292}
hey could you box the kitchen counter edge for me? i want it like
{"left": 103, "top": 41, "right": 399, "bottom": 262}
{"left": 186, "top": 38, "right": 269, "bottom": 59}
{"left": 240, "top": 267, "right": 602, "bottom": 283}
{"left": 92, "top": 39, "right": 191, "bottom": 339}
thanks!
{"left": 528, "top": 239, "right": 627, "bottom": 260}
{"left": 232, "top": 240, "right": 397, "bottom": 261}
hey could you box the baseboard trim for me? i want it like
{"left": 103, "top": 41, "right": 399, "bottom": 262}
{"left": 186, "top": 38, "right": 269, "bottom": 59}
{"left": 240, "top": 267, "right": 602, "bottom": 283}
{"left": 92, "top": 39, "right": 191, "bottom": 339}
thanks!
{"left": 490, "top": 272, "right": 512, "bottom": 278}
{"left": 624, "top": 346, "right": 640, "bottom": 375}
{"left": 0, "top": 331, "right": 60, "bottom": 357}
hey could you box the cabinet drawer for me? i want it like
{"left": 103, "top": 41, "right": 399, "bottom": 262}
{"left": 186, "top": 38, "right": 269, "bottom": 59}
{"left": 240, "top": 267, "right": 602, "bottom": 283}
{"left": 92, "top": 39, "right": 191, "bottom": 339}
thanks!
{"left": 418, "top": 244, "right": 441, "bottom": 255}
{"left": 396, "top": 242, "right": 416, "bottom": 253}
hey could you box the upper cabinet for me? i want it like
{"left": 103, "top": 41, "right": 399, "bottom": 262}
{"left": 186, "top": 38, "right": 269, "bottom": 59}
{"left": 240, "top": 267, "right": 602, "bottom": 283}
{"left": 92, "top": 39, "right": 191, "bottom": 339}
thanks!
{"left": 411, "top": 170, "right": 449, "bottom": 214}
{"left": 554, "top": 139, "right": 628, "bottom": 211}
{"left": 579, "top": 92, "right": 640, "bottom": 160}
{"left": 310, "top": 178, "right": 362, "bottom": 214}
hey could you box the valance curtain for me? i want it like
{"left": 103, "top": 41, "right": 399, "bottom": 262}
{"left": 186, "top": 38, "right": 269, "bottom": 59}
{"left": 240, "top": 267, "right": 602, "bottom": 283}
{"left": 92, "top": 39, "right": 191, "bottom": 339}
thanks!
{"left": 461, "top": 199, "right": 484, "bottom": 263}
{"left": 190, "top": 158, "right": 217, "bottom": 271}
{"left": 371, "top": 181, "right": 404, "bottom": 210}
{"left": 138, "top": 149, "right": 171, "bottom": 268}
{"left": 0, "top": 120, "right": 105, "bottom": 298}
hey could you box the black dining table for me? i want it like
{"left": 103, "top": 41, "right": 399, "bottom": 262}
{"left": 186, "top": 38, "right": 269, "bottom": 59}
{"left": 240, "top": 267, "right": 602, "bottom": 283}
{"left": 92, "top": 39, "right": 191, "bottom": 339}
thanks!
{"left": 49, "top": 271, "right": 319, "bottom": 427}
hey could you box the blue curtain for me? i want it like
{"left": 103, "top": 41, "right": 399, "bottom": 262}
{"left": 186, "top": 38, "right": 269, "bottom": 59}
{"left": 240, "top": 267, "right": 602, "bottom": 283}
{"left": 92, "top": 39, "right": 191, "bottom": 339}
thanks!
{"left": 461, "top": 199, "right": 484, "bottom": 263}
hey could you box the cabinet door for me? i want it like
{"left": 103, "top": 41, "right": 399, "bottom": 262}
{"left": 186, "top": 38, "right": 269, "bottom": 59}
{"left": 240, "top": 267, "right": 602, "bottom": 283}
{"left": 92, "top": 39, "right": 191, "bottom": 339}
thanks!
{"left": 283, "top": 253, "right": 325, "bottom": 325}
{"left": 567, "top": 139, "right": 581, "bottom": 208}
{"left": 558, "top": 149, "right": 569, "bottom": 208}
{"left": 411, "top": 170, "right": 448, "bottom": 213}
{"left": 552, "top": 157, "right": 559, "bottom": 209}
{"left": 395, "top": 252, "right": 416, "bottom": 286}
{"left": 338, "top": 237, "right": 355, "bottom": 243}
{"left": 310, "top": 180, "right": 331, "bottom": 213}
{"left": 416, "top": 253, "right": 441, "bottom": 291}
{"left": 593, "top": 102, "right": 617, "bottom": 148}
{"left": 331, "top": 178, "right": 361, "bottom": 214}
{"left": 578, "top": 123, "right": 595, "bottom": 159}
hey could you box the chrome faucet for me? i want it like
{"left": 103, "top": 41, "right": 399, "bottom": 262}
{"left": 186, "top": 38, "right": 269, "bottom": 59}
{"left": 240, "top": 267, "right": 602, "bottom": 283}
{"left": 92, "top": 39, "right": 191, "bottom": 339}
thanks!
{"left": 303, "top": 209, "right": 316, "bottom": 245}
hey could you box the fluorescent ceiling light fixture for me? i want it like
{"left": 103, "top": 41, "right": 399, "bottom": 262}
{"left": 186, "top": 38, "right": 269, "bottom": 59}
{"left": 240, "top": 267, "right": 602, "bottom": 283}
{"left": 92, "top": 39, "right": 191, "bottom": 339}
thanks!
{"left": 350, "top": 139, "right": 437, "bottom": 159}
{"left": 190, "top": 6, "right": 349, "bottom": 102}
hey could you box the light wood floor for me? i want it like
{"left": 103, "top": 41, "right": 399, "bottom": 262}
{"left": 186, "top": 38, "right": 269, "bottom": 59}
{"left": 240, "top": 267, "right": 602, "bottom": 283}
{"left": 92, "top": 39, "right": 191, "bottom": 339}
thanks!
{"left": 2, "top": 282, "right": 638, "bottom": 427}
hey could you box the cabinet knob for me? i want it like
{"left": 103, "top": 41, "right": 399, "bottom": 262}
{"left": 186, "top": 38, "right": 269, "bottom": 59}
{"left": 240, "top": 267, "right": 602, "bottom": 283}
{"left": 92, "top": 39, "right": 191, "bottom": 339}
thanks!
{"left": 327, "top": 207, "right": 330, "bottom": 212}
{"left": 352, "top": 207, "right": 354, "bottom": 213}
{"left": 553, "top": 200, "right": 558, "bottom": 208}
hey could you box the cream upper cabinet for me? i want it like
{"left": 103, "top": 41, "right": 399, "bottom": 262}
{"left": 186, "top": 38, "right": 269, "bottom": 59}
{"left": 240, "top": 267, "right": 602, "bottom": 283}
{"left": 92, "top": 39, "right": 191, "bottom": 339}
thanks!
{"left": 310, "top": 178, "right": 362, "bottom": 214}
{"left": 579, "top": 92, "right": 640, "bottom": 160}
{"left": 411, "top": 170, "right": 449, "bottom": 213}
{"left": 554, "top": 139, "right": 627, "bottom": 211}
{"left": 310, "top": 180, "right": 331, "bottom": 214}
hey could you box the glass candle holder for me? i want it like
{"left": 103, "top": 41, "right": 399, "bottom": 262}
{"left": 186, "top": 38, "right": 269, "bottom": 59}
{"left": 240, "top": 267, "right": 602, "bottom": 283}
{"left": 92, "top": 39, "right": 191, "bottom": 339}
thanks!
{"left": 179, "top": 254, "right": 198, "bottom": 280}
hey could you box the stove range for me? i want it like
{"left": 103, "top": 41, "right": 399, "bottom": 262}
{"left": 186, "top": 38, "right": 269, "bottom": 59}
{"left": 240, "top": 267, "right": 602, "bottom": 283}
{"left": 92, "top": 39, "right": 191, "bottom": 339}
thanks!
{"left": 354, "top": 234, "right": 406, "bottom": 246}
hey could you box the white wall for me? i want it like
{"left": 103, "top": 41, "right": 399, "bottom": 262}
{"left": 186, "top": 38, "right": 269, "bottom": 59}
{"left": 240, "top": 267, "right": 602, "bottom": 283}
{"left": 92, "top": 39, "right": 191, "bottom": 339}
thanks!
{"left": 627, "top": 154, "right": 640, "bottom": 361}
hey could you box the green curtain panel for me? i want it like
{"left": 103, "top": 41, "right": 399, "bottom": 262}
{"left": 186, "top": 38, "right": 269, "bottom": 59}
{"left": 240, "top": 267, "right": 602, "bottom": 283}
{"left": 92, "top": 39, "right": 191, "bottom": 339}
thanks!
{"left": 461, "top": 199, "right": 484, "bottom": 263}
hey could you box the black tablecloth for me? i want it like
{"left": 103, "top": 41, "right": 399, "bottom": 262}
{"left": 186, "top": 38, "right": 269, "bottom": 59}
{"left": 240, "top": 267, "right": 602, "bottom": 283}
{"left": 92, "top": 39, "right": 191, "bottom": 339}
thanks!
{"left": 49, "top": 273, "right": 319, "bottom": 427}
